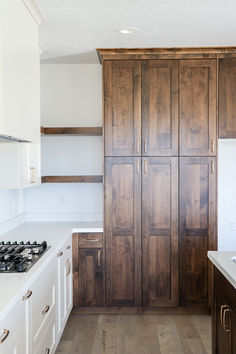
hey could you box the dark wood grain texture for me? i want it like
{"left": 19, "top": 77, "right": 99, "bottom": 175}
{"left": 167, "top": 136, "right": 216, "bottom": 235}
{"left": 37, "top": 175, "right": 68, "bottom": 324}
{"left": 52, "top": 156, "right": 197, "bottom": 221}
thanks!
{"left": 104, "top": 61, "right": 141, "bottom": 156}
{"left": 104, "top": 157, "right": 141, "bottom": 306}
{"left": 142, "top": 60, "right": 178, "bottom": 156}
{"left": 40, "top": 127, "right": 102, "bottom": 136}
{"left": 179, "top": 157, "right": 217, "bottom": 306}
{"left": 212, "top": 266, "right": 236, "bottom": 354}
{"left": 142, "top": 157, "right": 178, "bottom": 307}
{"left": 73, "top": 233, "right": 104, "bottom": 307}
{"left": 41, "top": 175, "right": 103, "bottom": 183}
{"left": 179, "top": 60, "right": 217, "bottom": 156}
{"left": 219, "top": 59, "right": 236, "bottom": 138}
{"left": 97, "top": 47, "right": 236, "bottom": 63}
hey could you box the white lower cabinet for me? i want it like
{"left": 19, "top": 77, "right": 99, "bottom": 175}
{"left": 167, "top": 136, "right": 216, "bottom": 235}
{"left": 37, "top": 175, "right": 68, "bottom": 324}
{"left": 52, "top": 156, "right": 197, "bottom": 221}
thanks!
{"left": 0, "top": 296, "right": 27, "bottom": 354}
{"left": 56, "top": 237, "right": 73, "bottom": 339}
{"left": 0, "top": 235, "right": 73, "bottom": 354}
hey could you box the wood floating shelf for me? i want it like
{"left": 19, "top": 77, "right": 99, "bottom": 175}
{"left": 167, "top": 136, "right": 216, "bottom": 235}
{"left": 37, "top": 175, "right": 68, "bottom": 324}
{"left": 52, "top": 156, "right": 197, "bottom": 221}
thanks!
{"left": 41, "top": 175, "right": 103, "bottom": 184}
{"left": 40, "top": 126, "right": 102, "bottom": 136}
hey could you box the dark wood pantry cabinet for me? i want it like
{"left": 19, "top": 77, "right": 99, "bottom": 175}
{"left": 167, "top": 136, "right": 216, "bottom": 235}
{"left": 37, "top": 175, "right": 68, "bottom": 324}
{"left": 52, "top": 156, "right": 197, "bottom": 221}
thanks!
{"left": 71, "top": 47, "right": 236, "bottom": 310}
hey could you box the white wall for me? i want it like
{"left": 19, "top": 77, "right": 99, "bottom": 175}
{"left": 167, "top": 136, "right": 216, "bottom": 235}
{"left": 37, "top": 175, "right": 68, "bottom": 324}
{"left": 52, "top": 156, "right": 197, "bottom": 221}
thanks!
{"left": 0, "top": 190, "right": 23, "bottom": 223}
{"left": 24, "top": 63, "right": 103, "bottom": 222}
{"left": 218, "top": 140, "right": 236, "bottom": 250}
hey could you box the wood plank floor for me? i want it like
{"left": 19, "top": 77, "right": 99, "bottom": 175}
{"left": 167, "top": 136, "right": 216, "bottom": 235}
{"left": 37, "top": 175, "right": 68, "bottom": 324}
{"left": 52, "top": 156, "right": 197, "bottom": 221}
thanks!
{"left": 56, "top": 314, "right": 211, "bottom": 354}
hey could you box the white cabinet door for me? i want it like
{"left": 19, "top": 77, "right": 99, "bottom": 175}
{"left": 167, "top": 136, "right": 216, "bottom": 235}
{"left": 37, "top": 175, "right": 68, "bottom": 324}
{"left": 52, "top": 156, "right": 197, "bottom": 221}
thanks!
{"left": 0, "top": 297, "right": 27, "bottom": 354}
{"left": 0, "top": 142, "right": 41, "bottom": 189}
{"left": 0, "top": 0, "right": 40, "bottom": 143}
{"left": 57, "top": 237, "right": 73, "bottom": 338}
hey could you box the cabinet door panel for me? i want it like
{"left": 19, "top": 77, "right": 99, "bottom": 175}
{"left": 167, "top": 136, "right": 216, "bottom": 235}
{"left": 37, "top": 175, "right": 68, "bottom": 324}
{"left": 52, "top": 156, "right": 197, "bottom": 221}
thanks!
{"left": 105, "top": 157, "right": 141, "bottom": 306}
{"left": 78, "top": 249, "right": 103, "bottom": 307}
{"left": 179, "top": 60, "right": 217, "bottom": 156}
{"left": 142, "top": 60, "right": 178, "bottom": 156}
{"left": 142, "top": 157, "right": 178, "bottom": 306}
{"left": 104, "top": 61, "right": 141, "bottom": 156}
{"left": 219, "top": 59, "right": 236, "bottom": 138}
{"left": 180, "top": 157, "right": 216, "bottom": 305}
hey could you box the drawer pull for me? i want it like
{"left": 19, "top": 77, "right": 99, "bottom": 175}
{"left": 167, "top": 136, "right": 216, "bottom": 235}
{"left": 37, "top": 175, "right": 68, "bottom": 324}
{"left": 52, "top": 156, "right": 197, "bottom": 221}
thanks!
{"left": 57, "top": 251, "right": 63, "bottom": 257}
{"left": 223, "top": 307, "right": 232, "bottom": 333}
{"left": 66, "top": 259, "right": 71, "bottom": 276}
{"left": 220, "top": 305, "right": 228, "bottom": 327}
{"left": 86, "top": 238, "right": 98, "bottom": 242}
{"left": 97, "top": 250, "right": 101, "bottom": 267}
{"left": 0, "top": 329, "right": 9, "bottom": 344}
{"left": 30, "top": 167, "right": 36, "bottom": 184}
{"left": 45, "top": 349, "right": 50, "bottom": 354}
{"left": 22, "top": 290, "right": 32, "bottom": 300}
{"left": 42, "top": 305, "right": 50, "bottom": 315}
{"left": 66, "top": 245, "right": 71, "bottom": 250}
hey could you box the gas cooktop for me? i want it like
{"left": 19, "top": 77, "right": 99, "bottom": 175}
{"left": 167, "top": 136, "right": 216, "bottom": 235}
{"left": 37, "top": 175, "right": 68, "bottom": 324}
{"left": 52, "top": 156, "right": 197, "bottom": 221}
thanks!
{"left": 0, "top": 241, "right": 48, "bottom": 273}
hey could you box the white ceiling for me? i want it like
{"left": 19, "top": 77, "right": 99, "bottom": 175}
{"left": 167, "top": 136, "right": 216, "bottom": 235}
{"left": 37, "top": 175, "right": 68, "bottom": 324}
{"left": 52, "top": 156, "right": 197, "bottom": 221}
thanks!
{"left": 36, "top": 0, "right": 236, "bottom": 63}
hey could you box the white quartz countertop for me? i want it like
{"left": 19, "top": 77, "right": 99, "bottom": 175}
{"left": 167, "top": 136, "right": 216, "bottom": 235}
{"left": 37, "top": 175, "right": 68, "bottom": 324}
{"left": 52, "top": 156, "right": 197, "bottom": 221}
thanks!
{"left": 208, "top": 251, "right": 236, "bottom": 289}
{"left": 0, "top": 221, "right": 103, "bottom": 320}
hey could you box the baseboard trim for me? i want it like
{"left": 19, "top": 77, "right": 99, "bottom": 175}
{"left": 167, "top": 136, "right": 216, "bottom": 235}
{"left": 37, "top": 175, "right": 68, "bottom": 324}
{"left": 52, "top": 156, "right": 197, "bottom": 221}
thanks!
{"left": 72, "top": 304, "right": 210, "bottom": 315}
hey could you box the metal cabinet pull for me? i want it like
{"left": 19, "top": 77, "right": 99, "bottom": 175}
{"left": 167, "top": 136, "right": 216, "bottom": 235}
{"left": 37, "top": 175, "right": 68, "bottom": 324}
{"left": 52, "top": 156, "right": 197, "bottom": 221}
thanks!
{"left": 211, "top": 160, "right": 214, "bottom": 174}
{"left": 144, "top": 159, "right": 147, "bottom": 175}
{"left": 223, "top": 307, "right": 232, "bottom": 333}
{"left": 66, "top": 259, "right": 71, "bottom": 276}
{"left": 220, "top": 305, "right": 228, "bottom": 327}
{"left": 22, "top": 290, "right": 32, "bottom": 300}
{"left": 42, "top": 305, "right": 50, "bottom": 315}
{"left": 136, "top": 139, "right": 139, "bottom": 154}
{"left": 211, "top": 139, "right": 215, "bottom": 153}
{"left": 30, "top": 167, "right": 36, "bottom": 184}
{"left": 57, "top": 251, "right": 63, "bottom": 257}
{"left": 144, "top": 139, "right": 147, "bottom": 153}
{"left": 86, "top": 238, "right": 98, "bottom": 242}
{"left": 66, "top": 245, "right": 71, "bottom": 250}
{"left": 0, "top": 329, "right": 9, "bottom": 344}
{"left": 45, "top": 348, "right": 50, "bottom": 354}
{"left": 97, "top": 251, "right": 101, "bottom": 267}
{"left": 136, "top": 159, "right": 140, "bottom": 174}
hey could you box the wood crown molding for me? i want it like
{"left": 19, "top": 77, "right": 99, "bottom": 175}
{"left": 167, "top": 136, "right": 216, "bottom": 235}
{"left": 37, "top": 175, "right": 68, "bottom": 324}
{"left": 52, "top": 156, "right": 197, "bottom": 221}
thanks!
{"left": 22, "top": 0, "right": 45, "bottom": 25}
{"left": 97, "top": 47, "right": 236, "bottom": 63}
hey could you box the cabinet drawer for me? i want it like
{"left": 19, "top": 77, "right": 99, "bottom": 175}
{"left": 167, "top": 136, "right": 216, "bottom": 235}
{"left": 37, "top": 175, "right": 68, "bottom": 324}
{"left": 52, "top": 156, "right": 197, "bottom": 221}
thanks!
{"left": 78, "top": 233, "right": 103, "bottom": 248}
{"left": 31, "top": 260, "right": 56, "bottom": 347}
{"left": 34, "top": 313, "right": 56, "bottom": 354}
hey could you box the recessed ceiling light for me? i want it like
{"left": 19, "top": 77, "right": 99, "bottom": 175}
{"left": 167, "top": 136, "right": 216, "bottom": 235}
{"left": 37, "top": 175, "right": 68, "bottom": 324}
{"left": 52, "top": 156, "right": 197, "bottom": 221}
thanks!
{"left": 118, "top": 27, "right": 139, "bottom": 34}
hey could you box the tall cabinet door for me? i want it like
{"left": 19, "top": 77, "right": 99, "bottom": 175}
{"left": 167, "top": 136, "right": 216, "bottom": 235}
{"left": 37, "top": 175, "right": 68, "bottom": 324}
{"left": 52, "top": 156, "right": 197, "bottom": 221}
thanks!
{"left": 179, "top": 157, "right": 217, "bottom": 305}
{"left": 219, "top": 59, "right": 236, "bottom": 138}
{"left": 104, "top": 61, "right": 141, "bottom": 156}
{"left": 105, "top": 157, "right": 141, "bottom": 306}
{"left": 179, "top": 60, "right": 217, "bottom": 156}
{"left": 142, "top": 60, "right": 178, "bottom": 156}
{"left": 142, "top": 157, "right": 178, "bottom": 306}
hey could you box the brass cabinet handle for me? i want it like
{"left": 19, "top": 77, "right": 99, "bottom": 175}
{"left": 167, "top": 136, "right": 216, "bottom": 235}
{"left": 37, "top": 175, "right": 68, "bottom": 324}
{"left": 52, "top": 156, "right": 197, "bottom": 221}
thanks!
{"left": 144, "top": 139, "right": 147, "bottom": 153}
{"left": 45, "top": 348, "right": 50, "bottom": 354}
{"left": 211, "top": 139, "right": 215, "bottom": 153}
{"left": 211, "top": 160, "right": 214, "bottom": 174}
{"left": 97, "top": 251, "right": 101, "bottom": 267}
{"left": 30, "top": 167, "right": 36, "bottom": 184}
{"left": 144, "top": 159, "right": 147, "bottom": 175}
{"left": 136, "top": 159, "right": 140, "bottom": 175}
{"left": 66, "top": 245, "right": 71, "bottom": 250}
{"left": 0, "top": 329, "right": 9, "bottom": 344}
{"left": 66, "top": 259, "right": 71, "bottom": 276}
{"left": 57, "top": 251, "right": 63, "bottom": 257}
{"left": 220, "top": 305, "right": 228, "bottom": 327}
{"left": 42, "top": 305, "right": 50, "bottom": 315}
{"left": 223, "top": 307, "right": 232, "bottom": 333}
{"left": 22, "top": 290, "right": 32, "bottom": 300}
